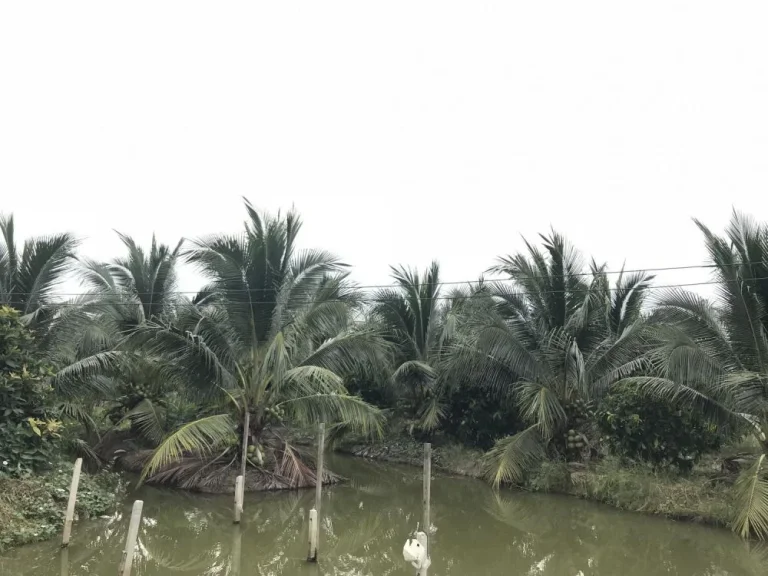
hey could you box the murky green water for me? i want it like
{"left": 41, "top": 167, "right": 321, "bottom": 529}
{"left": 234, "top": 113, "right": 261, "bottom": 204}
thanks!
{"left": 1, "top": 456, "right": 765, "bottom": 575}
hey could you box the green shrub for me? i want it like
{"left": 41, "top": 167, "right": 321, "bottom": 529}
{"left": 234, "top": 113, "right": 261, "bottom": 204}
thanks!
{"left": 0, "top": 307, "right": 60, "bottom": 475}
{"left": 568, "top": 457, "right": 731, "bottom": 524}
{"left": 441, "top": 387, "right": 522, "bottom": 450}
{"left": 528, "top": 461, "right": 572, "bottom": 492}
{"left": 599, "top": 381, "right": 722, "bottom": 472}
{"left": 0, "top": 460, "right": 121, "bottom": 551}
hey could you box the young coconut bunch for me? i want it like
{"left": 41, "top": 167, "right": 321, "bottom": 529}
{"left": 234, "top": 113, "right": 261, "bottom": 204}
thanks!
{"left": 127, "top": 201, "right": 389, "bottom": 489}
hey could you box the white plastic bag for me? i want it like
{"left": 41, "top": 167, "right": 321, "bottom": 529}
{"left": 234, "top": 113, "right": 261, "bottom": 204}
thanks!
{"left": 402, "top": 531, "right": 431, "bottom": 571}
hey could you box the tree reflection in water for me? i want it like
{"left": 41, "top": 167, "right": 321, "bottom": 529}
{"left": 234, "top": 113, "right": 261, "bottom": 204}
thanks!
{"left": 2, "top": 457, "right": 766, "bottom": 576}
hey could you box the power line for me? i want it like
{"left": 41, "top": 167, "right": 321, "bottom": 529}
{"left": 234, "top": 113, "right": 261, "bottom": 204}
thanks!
{"left": 2, "top": 260, "right": 764, "bottom": 298}
{"left": 2, "top": 277, "right": 762, "bottom": 309}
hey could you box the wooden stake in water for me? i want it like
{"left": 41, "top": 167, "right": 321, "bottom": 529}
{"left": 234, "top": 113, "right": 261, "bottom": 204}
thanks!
{"left": 422, "top": 443, "right": 432, "bottom": 576}
{"left": 231, "top": 524, "right": 243, "bottom": 576}
{"left": 307, "top": 422, "right": 325, "bottom": 562}
{"left": 118, "top": 500, "right": 143, "bottom": 576}
{"left": 307, "top": 508, "right": 318, "bottom": 562}
{"left": 60, "top": 547, "right": 69, "bottom": 576}
{"left": 61, "top": 458, "right": 82, "bottom": 547}
{"left": 315, "top": 422, "right": 325, "bottom": 516}
{"left": 234, "top": 475, "right": 244, "bottom": 524}
{"left": 240, "top": 409, "right": 250, "bottom": 479}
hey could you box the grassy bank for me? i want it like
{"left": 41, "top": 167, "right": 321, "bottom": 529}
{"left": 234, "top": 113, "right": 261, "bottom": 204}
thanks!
{"left": 342, "top": 436, "right": 486, "bottom": 479}
{"left": 532, "top": 459, "right": 732, "bottom": 526}
{"left": 342, "top": 431, "right": 733, "bottom": 529}
{"left": 0, "top": 461, "right": 123, "bottom": 552}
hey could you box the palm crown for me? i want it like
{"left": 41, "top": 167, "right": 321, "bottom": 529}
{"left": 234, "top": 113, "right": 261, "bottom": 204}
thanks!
{"left": 127, "top": 199, "right": 388, "bottom": 487}
{"left": 628, "top": 212, "right": 768, "bottom": 539}
{"left": 0, "top": 213, "right": 79, "bottom": 326}
{"left": 457, "top": 231, "right": 653, "bottom": 486}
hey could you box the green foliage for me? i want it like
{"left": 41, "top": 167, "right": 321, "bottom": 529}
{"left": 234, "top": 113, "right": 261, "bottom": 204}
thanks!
{"left": 371, "top": 262, "right": 444, "bottom": 426}
{"left": 0, "top": 213, "right": 79, "bottom": 325}
{"left": 441, "top": 387, "right": 522, "bottom": 449}
{"left": 14, "top": 200, "right": 768, "bottom": 543}
{"left": 452, "top": 232, "right": 653, "bottom": 485}
{"left": 568, "top": 457, "right": 731, "bottom": 524}
{"left": 528, "top": 460, "right": 572, "bottom": 492}
{"left": 0, "top": 460, "right": 121, "bottom": 551}
{"left": 733, "top": 454, "right": 768, "bottom": 540}
{"left": 0, "top": 306, "right": 59, "bottom": 475}
{"left": 120, "top": 201, "right": 388, "bottom": 486}
{"left": 599, "top": 382, "right": 722, "bottom": 471}
{"left": 634, "top": 212, "right": 768, "bottom": 538}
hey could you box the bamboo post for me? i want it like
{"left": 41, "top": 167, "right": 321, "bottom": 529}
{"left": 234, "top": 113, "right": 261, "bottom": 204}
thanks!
{"left": 315, "top": 422, "right": 325, "bottom": 516}
{"left": 60, "top": 547, "right": 69, "bottom": 576}
{"left": 118, "top": 500, "right": 143, "bottom": 576}
{"left": 306, "top": 422, "right": 324, "bottom": 562}
{"left": 240, "top": 410, "right": 250, "bottom": 479}
{"left": 61, "top": 458, "right": 83, "bottom": 547}
{"left": 234, "top": 475, "right": 244, "bottom": 524}
{"left": 422, "top": 443, "right": 432, "bottom": 576}
{"left": 231, "top": 524, "right": 242, "bottom": 576}
{"left": 307, "top": 508, "right": 318, "bottom": 562}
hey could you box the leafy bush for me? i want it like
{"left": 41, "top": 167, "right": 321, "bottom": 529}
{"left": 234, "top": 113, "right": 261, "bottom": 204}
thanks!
{"left": 599, "top": 382, "right": 722, "bottom": 472}
{"left": 568, "top": 457, "right": 731, "bottom": 524}
{"left": 441, "top": 387, "right": 522, "bottom": 450}
{"left": 0, "top": 307, "right": 60, "bottom": 475}
{"left": 0, "top": 460, "right": 121, "bottom": 551}
{"left": 528, "top": 461, "right": 572, "bottom": 492}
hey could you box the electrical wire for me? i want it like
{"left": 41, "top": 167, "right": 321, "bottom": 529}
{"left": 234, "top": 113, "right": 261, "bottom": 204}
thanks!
{"left": 1, "top": 276, "right": 763, "bottom": 310}
{"left": 1, "top": 260, "right": 765, "bottom": 298}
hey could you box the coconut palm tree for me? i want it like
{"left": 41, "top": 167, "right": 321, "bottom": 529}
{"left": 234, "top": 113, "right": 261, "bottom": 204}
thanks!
{"left": 47, "top": 233, "right": 185, "bottom": 460}
{"left": 371, "top": 262, "right": 447, "bottom": 429}
{"left": 455, "top": 231, "right": 653, "bottom": 486}
{"left": 371, "top": 264, "right": 495, "bottom": 431}
{"left": 49, "top": 232, "right": 183, "bottom": 363}
{"left": 0, "top": 213, "right": 79, "bottom": 326}
{"left": 80, "top": 200, "right": 389, "bottom": 488}
{"left": 625, "top": 211, "right": 768, "bottom": 540}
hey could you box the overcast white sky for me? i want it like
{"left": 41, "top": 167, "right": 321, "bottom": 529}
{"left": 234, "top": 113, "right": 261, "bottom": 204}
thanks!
{"left": 2, "top": 2, "right": 767, "bottom": 297}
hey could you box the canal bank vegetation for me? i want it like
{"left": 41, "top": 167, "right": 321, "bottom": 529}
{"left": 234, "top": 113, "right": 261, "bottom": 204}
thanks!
{"left": 0, "top": 304, "right": 122, "bottom": 551}
{"left": 5, "top": 204, "right": 768, "bottom": 542}
{"left": 343, "top": 429, "right": 733, "bottom": 527}
{"left": 0, "top": 461, "right": 121, "bottom": 552}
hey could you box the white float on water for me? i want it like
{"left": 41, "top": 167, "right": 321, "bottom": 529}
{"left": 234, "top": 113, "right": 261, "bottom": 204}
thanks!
{"left": 403, "top": 530, "right": 430, "bottom": 573}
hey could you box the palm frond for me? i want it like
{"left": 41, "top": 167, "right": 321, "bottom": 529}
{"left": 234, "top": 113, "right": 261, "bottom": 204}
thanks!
{"left": 140, "top": 414, "right": 237, "bottom": 483}
{"left": 392, "top": 360, "right": 436, "bottom": 385}
{"left": 417, "top": 396, "right": 445, "bottom": 432}
{"left": 619, "top": 376, "right": 743, "bottom": 426}
{"left": 67, "top": 438, "right": 104, "bottom": 470}
{"left": 484, "top": 424, "right": 546, "bottom": 488}
{"left": 516, "top": 381, "right": 566, "bottom": 438}
{"left": 124, "top": 398, "right": 166, "bottom": 445}
{"left": 733, "top": 454, "right": 768, "bottom": 540}
{"left": 57, "top": 401, "right": 100, "bottom": 434}
{"left": 278, "top": 390, "right": 384, "bottom": 439}
{"left": 17, "top": 232, "right": 79, "bottom": 315}
{"left": 52, "top": 351, "right": 124, "bottom": 397}
{"left": 128, "top": 320, "right": 237, "bottom": 394}
{"left": 299, "top": 330, "right": 391, "bottom": 377}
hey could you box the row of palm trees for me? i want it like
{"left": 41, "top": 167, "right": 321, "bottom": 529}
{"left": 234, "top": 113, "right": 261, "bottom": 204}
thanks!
{"left": 3, "top": 201, "right": 768, "bottom": 538}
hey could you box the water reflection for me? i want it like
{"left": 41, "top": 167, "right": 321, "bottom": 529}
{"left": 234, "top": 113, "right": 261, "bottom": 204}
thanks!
{"left": 1, "top": 455, "right": 765, "bottom": 575}
{"left": 231, "top": 525, "right": 242, "bottom": 576}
